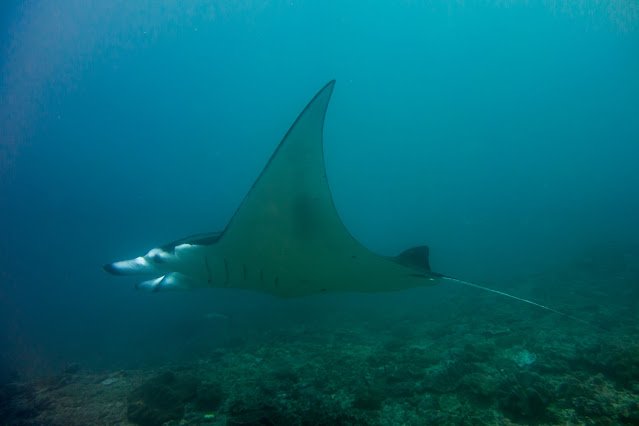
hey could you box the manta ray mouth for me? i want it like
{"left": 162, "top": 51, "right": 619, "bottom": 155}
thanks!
{"left": 136, "top": 273, "right": 196, "bottom": 291}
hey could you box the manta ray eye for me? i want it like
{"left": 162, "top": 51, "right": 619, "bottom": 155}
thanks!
{"left": 150, "top": 252, "right": 165, "bottom": 264}
{"left": 147, "top": 247, "right": 171, "bottom": 264}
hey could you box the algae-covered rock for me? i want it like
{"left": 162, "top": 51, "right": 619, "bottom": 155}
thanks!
{"left": 500, "top": 386, "right": 546, "bottom": 421}
{"left": 497, "top": 371, "right": 555, "bottom": 422}
{"left": 0, "top": 382, "right": 50, "bottom": 424}
{"left": 575, "top": 340, "right": 639, "bottom": 387}
{"left": 571, "top": 373, "right": 632, "bottom": 423}
{"left": 460, "top": 371, "right": 500, "bottom": 402}
{"left": 127, "top": 371, "right": 199, "bottom": 426}
{"left": 422, "top": 359, "right": 470, "bottom": 393}
{"left": 352, "top": 386, "right": 385, "bottom": 411}
{"left": 620, "top": 399, "right": 639, "bottom": 423}
{"left": 195, "top": 381, "right": 225, "bottom": 411}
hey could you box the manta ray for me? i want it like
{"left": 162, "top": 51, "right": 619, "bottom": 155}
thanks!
{"left": 104, "top": 81, "right": 578, "bottom": 320}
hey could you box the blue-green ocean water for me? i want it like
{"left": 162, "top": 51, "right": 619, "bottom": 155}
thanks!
{"left": 1, "top": 0, "right": 638, "bottom": 392}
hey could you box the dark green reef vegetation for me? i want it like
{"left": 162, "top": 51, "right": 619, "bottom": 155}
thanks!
{"left": 1, "top": 245, "right": 638, "bottom": 425}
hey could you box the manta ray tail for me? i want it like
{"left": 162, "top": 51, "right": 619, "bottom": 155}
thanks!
{"left": 441, "top": 276, "right": 592, "bottom": 326}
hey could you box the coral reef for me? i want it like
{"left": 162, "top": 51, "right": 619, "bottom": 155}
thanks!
{"left": 1, "top": 248, "right": 638, "bottom": 425}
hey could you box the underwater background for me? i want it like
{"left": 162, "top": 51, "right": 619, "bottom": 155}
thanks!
{"left": 1, "top": 1, "right": 638, "bottom": 424}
